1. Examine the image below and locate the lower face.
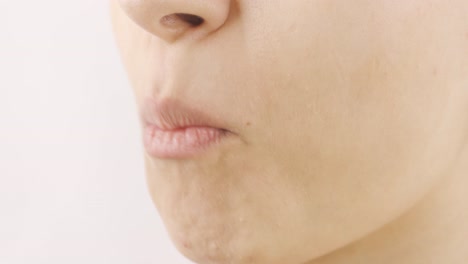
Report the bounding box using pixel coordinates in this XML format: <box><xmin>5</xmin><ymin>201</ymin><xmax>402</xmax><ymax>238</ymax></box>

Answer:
<box><xmin>110</xmin><ymin>1</ymin><xmax>468</xmax><ymax>263</ymax></box>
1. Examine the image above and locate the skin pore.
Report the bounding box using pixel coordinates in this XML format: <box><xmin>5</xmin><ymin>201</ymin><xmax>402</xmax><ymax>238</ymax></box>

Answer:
<box><xmin>110</xmin><ymin>1</ymin><xmax>468</xmax><ymax>263</ymax></box>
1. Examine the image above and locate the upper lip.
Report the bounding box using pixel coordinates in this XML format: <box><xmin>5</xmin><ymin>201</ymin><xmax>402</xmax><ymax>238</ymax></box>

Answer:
<box><xmin>140</xmin><ymin>97</ymin><xmax>230</xmax><ymax>131</ymax></box>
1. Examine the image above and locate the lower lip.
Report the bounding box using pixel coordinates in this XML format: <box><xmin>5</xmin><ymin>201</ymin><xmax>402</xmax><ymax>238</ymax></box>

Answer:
<box><xmin>143</xmin><ymin>125</ymin><xmax>230</xmax><ymax>159</ymax></box>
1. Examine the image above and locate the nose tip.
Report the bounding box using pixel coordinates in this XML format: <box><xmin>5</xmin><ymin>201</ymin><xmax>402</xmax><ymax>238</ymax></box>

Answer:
<box><xmin>117</xmin><ymin>0</ymin><xmax>232</xmax><ymax>43</ymax></box>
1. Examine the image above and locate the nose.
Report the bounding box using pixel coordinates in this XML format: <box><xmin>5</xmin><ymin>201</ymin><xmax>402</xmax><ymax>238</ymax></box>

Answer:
<box><xmin>117</xmin><ymin>0</ymin><xmax>232</xmax><ymax>43</ymax></box>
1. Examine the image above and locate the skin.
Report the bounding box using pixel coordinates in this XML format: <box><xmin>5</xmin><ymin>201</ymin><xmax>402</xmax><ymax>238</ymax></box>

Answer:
<box><xmin>109</xmin><ymin>1</ymin><xmax>468</xmax><ymax>263</ymax></box>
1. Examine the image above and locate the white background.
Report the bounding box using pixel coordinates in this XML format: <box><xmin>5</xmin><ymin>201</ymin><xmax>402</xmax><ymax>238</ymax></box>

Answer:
<box><xmin>0</xmin><ymin>1</ymin><xmax>193</xmax><ymax>263</ymax></box>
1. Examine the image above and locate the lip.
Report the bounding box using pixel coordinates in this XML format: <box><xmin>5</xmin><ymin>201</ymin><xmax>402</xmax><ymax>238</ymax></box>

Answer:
<box><xmin>140</xmin><ymin>97</ymin><xmax>234</xmax><ymax>159</ymax></box>
<box><xmin>140</xmin><ymin>97</ymin><xmax>229</xmax><ymax>130</ymax></box>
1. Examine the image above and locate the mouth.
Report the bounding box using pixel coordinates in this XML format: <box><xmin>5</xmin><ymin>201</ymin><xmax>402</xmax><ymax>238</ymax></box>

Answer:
<box><xmin>143</xmin><ymin>125</ymin><xmax>233</xmax><ymax>159</ymax></box>
<box><xmin>140</xmin><ymin>97</ymin><xmax>236</xmax><ymax>159</ymax></box>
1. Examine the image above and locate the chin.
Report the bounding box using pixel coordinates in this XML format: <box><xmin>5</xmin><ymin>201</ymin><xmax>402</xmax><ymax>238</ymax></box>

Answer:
<box><xmin>164</xmin><ymin>219</ymin><xmax>311</xmax><ymax>264</ymax></box>
<box><xmin>162</xmin><ymin>217</ymin><xmax>261</xmax><ymax>264</ymax></box>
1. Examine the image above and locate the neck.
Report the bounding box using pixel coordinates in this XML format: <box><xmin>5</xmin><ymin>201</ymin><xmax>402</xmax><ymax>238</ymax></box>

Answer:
<box><xmin>308</xmin><ymin>142</ymin><xmax>468</xmax><ymax>264</ymax></box>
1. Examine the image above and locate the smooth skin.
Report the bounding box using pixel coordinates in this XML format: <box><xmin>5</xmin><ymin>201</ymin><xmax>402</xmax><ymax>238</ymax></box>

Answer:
<box><xmin>110</xmin><ymin>1</ymin><xmax>468</xmax><ymax>263</ymax></box>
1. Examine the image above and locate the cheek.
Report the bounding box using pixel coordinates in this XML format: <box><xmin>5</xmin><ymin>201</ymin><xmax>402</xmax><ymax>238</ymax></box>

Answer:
<box><xmin>234</xmin><ymin>0</ymin><xmax>468</xmax><ymax>257</ymax></box>
<box><xmin>249</xmin><ymin>0</ymin><xmax>465</xmax><ymax>181</ymax></box>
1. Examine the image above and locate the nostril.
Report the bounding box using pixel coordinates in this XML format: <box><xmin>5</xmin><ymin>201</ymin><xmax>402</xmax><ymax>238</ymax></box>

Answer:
<box><xmin>175</xmin><ymin>13</ymin><xmax>204</xmax><ymax>27</ymax></box>
<box><xmin>160</xmin><ymin>13</ymin><xmax>204</xmax><ymax>28</ymax></box>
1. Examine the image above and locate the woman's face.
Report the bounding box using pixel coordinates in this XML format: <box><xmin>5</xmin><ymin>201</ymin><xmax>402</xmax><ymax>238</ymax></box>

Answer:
<box><xmin>110</xmin><ymin>1</ymin><xmax>468</xmax><ymax>263</ymax></box>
